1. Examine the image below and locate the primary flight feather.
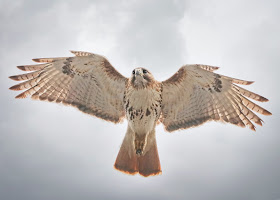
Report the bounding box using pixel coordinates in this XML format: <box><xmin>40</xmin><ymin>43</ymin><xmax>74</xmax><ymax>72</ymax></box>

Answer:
<box><xmin>9</xmin><ymin>50</ymin><xmax>271</xmax><ymax>177</ymax></box>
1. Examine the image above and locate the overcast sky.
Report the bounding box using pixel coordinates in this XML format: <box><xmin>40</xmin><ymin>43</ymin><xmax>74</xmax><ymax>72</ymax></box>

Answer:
<box><xmin>1</xmin><ymin>0</ymin><xmax>279</xmax><ymax>200</ymax></box>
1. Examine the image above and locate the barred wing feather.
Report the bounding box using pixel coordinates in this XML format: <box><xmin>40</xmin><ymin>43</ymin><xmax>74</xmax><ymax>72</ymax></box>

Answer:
<box><xmin>9</xmin><ymin>51</ymin><xmax>128</xmax><ymax>123</ymax></box>
<box><xmin>161</xmin><ymin>64</ymin><xmax>271</xmax><ymax>132</ymax></box>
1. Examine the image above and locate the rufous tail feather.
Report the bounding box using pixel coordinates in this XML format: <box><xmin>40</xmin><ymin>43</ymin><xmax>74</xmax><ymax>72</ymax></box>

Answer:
<box><xmin>114</xmin><ymin>127</ymin><xmax>161</xmax><ymax>177</ymax></box>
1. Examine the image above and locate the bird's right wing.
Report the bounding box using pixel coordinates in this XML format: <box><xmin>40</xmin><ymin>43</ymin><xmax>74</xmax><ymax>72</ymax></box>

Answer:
<box><xmin>161</xmin><ymin>64</ymin><xmax>271</xmax><ymax>132</ymax></box>
<box><xmin>9</xmin><ymin>51</ymin><xmax>128</xmax><ymax>123</ymax></box>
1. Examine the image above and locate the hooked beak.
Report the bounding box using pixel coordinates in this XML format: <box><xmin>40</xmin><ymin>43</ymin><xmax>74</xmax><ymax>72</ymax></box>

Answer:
<box><xmin>135</xmin><ymin>69</ymin><xmax>143</xmax><ymax>76</ymax></box>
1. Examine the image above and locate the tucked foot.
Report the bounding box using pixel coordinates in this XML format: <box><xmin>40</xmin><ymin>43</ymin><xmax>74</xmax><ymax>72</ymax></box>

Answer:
<box><xmin>134</xmin><ymin>138</ymin><xmax>145</xmax><ymax>156</ymax></box>
<box><xmin>136</xmin><ymin>149</ymin><xmax>142</xmax><ymax>155</ymax></box>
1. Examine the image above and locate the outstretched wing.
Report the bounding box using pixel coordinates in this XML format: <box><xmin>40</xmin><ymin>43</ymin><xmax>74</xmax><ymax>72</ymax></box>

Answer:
<box><xmin>9</xmin><ymin>51</ymin><xmax>128</xmax><ymax>123</ymax></box>
<box><xmin>161</xmin><ymin>64</ymin><xmax>271</xmax><ymax>132</ymax></box>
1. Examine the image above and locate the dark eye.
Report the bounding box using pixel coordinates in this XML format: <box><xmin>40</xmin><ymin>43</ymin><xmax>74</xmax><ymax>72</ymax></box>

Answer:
<box><xmin>132</xmin><ymin>70</ymin><xmax>135</xmax><ymax>74</ymax></box>
<box><xmin>143</xmin><ymin>69</ymin><xmax>148</xmax><ymax>74</ymax></box>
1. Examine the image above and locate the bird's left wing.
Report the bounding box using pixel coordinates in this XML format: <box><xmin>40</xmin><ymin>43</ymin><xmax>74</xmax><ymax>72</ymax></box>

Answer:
<box><xmin>9</xmin><ymin>51</ymin><xmax>128</xmax><ymax>123</ymax></box>
<box><xmin>161</xmin><ymin>64</ymin><xmax>271</xmax><ymax>132</ymax></box>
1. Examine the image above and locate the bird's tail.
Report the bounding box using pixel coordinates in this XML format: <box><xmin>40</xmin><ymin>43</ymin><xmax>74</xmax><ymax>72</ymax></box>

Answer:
<box><xmin>114</xmin><ymin>127</ymin><xmax>161</xmax><ymax>177</ymax></box>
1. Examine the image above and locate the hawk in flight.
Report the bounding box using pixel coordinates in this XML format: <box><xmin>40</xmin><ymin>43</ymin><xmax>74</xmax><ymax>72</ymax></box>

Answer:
<box><xmin>9</xmin><ymin>51</ymin><xmax>271</xmax><ymax>177</ymax></box>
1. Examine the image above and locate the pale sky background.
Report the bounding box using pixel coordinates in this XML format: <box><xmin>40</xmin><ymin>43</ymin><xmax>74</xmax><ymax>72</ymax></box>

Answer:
<box><xmin>0</xmin><ymin>0</ymin><xmax>279</xmax><ymax>200</ymax></box>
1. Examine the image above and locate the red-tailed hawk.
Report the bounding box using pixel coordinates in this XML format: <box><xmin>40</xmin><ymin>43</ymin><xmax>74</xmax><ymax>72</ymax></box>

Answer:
<box><xmin>9</xmin><ymin>50</ymin><xmax>271</xmax><ymax>177</ymax></box>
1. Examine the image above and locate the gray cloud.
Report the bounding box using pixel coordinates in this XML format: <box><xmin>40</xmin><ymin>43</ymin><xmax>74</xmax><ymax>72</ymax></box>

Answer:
<box><xmin>1</xmin><ymin>0</ymin><xmax>279</xmax><ymax>200</ymax></box>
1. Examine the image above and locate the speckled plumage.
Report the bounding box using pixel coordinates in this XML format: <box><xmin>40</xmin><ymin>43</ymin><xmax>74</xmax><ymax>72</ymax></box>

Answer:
<box><xmin>9</xmin><ymin>51</ymin><xmax>271</xmax><ymax>177</ymax></box>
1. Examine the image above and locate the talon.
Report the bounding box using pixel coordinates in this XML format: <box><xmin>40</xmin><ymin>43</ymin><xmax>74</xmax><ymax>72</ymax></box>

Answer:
<box><xmin>134</xmin><ymin>137</ymin><xmax>146</xmax><ymax>156</ymax></box>
<box><xmin>136</xmin><ymin>149</ymin><xmax>142</xmax><ymax>155</ymax></box>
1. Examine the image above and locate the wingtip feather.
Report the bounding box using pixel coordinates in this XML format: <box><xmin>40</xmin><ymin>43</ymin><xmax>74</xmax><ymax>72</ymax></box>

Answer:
<box><xmin>32</xmin><ymin>58</ymin><xmax>54</xmax><ymax>63</ymax></box>
<box><xmin>70</xmin><ymin>50</ymin><xmax>93</xmax><ymax>57</ymax></box>
<box><xmin>15</xmin><ymin>93</ymin><xmax>27</xmax><ymax>99</ymax></box>
<box><xmin>9</xmin><ymin>85</ymin><xmax>20</xmax><ymax>91</ymax></box>
<box><xmin>9</xmin><ymin>76</ymin><xmax>20</xmax><ymax>81</ymax></box>
<box><xmin>246</xmin><ymin>81</ymin><xmax>254</xmax><ymax>85</ymax></box>
<box><xmin>17</xmin><ymin>66</ymin><xmax>26</xmax><ymax>71</ymax></box>
<box><xmin>32</xmin><ymin>58</ymin><xmax>41</xmax><ymax>63</ymax></box>
<box><xmin>255</xmin><ymin>119</ymin><xmax>263</xmax><ymax>126</ymax></box>
<box><xmin>250</xmin><ymin>125</ymin><xmax>256</xmax><ymax>131</ymax></box>
<box><xmin>261</xmin><ymin>97</ymin><xmax>269</xmax><ymax>102</ymax></box>
<box><xmin>213</xmin><ymin>66</ymin><xmax>220</xmax><ymax>70</ymax></box>
<box><xmin>263</xmin><ymin>110</ymin><xmax>272</xmax><ymax>116</ymax></box>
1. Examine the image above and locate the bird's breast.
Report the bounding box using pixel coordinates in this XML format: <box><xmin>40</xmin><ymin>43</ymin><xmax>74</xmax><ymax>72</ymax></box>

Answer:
<box><xmin>124</xmin><ymin>86</ymin><xmax>162</xmax><ymax>134</ymax></box>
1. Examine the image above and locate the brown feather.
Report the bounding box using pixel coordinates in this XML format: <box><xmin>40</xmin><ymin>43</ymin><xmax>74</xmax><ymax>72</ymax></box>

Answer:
<box><xmin>239</xmin><ymin>95</ymin><xmax>272</xmax><ymax>116</ymax></box>
<box><xmin>114</xmin><ymin>127</ymin><xmax>138</xmax><ymax>175</ymax></box>
<box><xmin>32</xmin><ymin>58</ymin><xmax>54</xmax><ymax>63</ymax></box>
<box><xmin>9</xmin><ymin>77</ymin><xmax>40</xmax><ymax>91</ymax></box>
<box><xmin>138</xmin><ymin>137</ymin><xmax>161</xmax><ymax>177</ymax></box>
<box><xmin>9</xmin><ymin>70</ymin><xmax>42</xmax><ymax>81</ymax></box>
<box><xmin>70</xmin><ymin>50</ymin><xmax>93</xmax><ymax>57</ymax></box>
<box><xmin>233</xmin><ymin>84</ymin><xmax>269</xmax><ymax>102</ymax></box>
<box><xmin>17</xmin><ymin>63</ymin><xmax>47</xmax><ymax>71</ymax></box>
<box><xmin>199</xmin><ymin>65</ymin><xmax>220</xmax><ymax>72</ymax></box>
<box><xmin>32</xmin><ymin>57</ymin><xmax>68</xmax><ymax>63</ymax></box>
<box><xmin>222</xmin><ymin>75</ymin><xmax>254</xmax><ymax>85</ymax></box>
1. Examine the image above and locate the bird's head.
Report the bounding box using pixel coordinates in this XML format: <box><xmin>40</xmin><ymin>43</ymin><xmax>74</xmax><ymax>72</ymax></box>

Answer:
<box><xmin>130</xmin><ymin>67</ymin><xmax>155</xmax><ymax>89</ymax></box>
